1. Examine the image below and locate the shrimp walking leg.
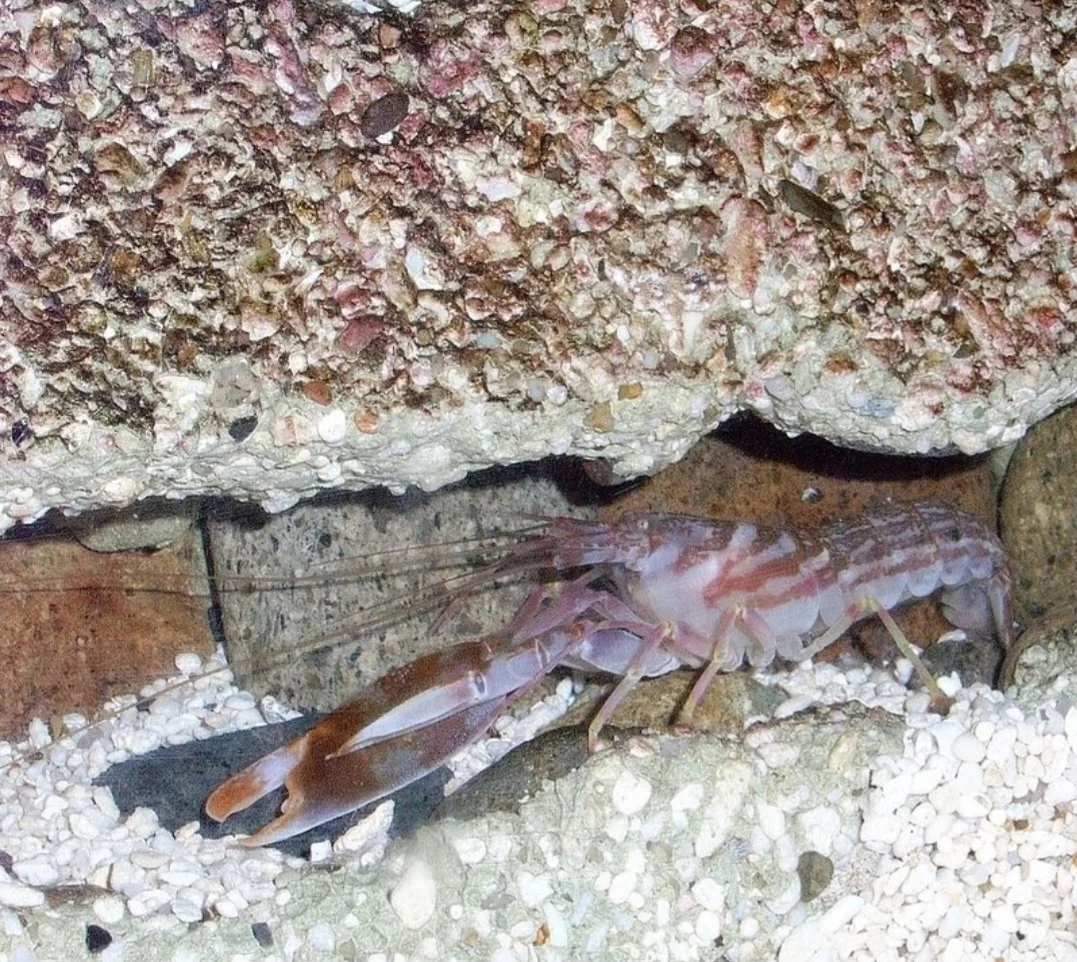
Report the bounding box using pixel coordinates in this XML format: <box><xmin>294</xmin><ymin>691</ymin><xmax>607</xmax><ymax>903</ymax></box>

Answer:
<box><xmin>794</xmin><ymin>596</ymin><xmax>943</xmax><ymax>699</ymax></box>
<box><xmin>678</xmin><ymin>606</ymin><xmax>762</xmax><ymax>724</ymax></box>
<box><xmin>872</xmin><ymin>601</ymin><xmax>945</xmax><ymax>699</ymax></box>
<box><xmin>585</xmin><ymin>622</ymin><xmax>681</xmax><ymax>751</ymax></box>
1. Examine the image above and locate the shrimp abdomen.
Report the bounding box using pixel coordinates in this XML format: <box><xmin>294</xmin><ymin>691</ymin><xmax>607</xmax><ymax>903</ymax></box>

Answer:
<box><xmin>819</xmin><ymin>500</ymin><xmax>1014</xmax><ymax>648</ymax></box>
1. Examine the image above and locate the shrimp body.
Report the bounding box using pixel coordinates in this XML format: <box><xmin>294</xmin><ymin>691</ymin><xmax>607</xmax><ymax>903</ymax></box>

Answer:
<box><xmin>606</xmin><ymin>499</ymin><xmax>1014</xmax><ymax>670</ymax></box>
<box><xmin>207</xmin><ymin>499</ymin><xmax>1014</xmax><ymax>845</ymax></box>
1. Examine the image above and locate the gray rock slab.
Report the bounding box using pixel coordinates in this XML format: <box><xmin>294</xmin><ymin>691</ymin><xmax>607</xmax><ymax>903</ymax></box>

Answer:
<box><xmin>207</xmin><ymin>464</ymin><xmax>599</xmax><ymax>709</ymax></box>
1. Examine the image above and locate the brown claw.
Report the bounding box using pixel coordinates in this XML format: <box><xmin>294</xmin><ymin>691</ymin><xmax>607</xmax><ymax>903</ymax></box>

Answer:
<box><xmin>204</xmin><ymin>737</ymin><xmax>308</xmax><ymax>825</ymax></box>
<box><xmin>205</xmin><ymin>697</ymin><xmax>510</xmax><ymax>847</ymax></box>
<box><xmin>205</xmin><ymin>632</ymin><xmax>582</xmax><ymax>846</ymax></box>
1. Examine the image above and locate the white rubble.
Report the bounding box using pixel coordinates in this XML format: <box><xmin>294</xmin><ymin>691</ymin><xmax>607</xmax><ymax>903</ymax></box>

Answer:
<box><xmin>2</xmin><ymin>638</ymin><xmax>1077</xmax><ymax>961</ymax></box>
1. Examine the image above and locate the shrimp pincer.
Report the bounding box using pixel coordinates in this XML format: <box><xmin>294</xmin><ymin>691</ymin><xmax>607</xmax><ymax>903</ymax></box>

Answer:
<box><xmin>207</xmin><ymin>499</ymin><xmax>1014</xmax><ymax>846</ymax></box>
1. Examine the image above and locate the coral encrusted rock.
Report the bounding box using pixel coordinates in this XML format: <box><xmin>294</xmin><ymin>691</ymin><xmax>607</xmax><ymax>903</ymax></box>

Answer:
<box><xmin>1</xmin><ymin>0</ymin><xmax>1075</xmax><ymax>526</ymax></box>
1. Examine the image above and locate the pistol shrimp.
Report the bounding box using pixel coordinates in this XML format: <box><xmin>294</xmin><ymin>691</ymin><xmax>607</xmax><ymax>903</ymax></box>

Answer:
<box><xmin>207</xmin><ymin>499</ymin><xmax>1015</xmax><ymax>846</ymax></box>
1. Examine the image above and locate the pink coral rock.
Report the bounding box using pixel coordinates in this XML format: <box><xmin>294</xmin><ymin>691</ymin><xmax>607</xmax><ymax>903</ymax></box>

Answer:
<box><xmin>0</xmin><ymin>0</ymin><xmax>1075</xmax><ymax>525</ymax></box>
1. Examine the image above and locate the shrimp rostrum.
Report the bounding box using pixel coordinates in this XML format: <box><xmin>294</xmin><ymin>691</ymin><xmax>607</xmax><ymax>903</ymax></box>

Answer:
<box><xmin>206</xmin><ymin>500</ymin><xmax>1014</xmax><ymax>846</ymax></box>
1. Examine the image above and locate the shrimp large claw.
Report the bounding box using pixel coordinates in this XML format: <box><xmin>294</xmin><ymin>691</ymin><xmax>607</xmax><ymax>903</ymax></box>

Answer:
<box><xmin>205</xmin><ymin>641</ymin><xmax>528</xmax><ymax>846</ymax></box>
<box><xmin>206</xmin><ymin>696</ymin><xmax>509</xmax><ymax>847</ymax></box>
<box><xmin>206</xmin><ymin>590</ymin><xmax>606</xmax><ymax>846</ymax></box>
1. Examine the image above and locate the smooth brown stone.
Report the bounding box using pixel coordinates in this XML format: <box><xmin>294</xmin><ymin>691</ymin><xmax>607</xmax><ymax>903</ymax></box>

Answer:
<box><xmin>0</xmin><ymin>525</ymin><xmax>213</xmax><ymax>739</ymax></box>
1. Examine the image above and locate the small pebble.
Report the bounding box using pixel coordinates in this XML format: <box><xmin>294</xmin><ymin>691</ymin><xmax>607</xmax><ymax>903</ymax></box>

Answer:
<box><xmin>389</xmin><ymin>859</ymin><xmax>436</xmax><ymax>930</ymax></box>
<box><xmin>127</xmin><ymin>889</ymin><xmax>171</xmax><ymax>918</ymax></box>
<box><xmin>951</xmin><ymin>731</ymin><xmax>986</xmax><ymax>763</ymax></box>
<box><xmin>174</xmin><ymin>652</ymin><xmax>202</xmax><ymax>675</ymax></box>
<box><xmin>316</xmin><ymin>408</ymin><xmax>348</xmax><ymax>444</ymax></box>
<box><xmin>214</xmin><ymin>897</ymin><xmax>240</xmax><ymax>919</ymax></box>
<box><xmin>0</xmin><ymin>881</ymin><xmax>44</xmax><ymax>908</ymax></box>
<box><xmin>12</xmin><ymin>855</ymin><xmax>59</xmax><ymax>888</ymax></box>
<box><xmin>696</xmin><ymin>909</ymin><xmax>723</xmax><ymax>942</ymax></box>
<box><xmin>451</xmin><ymin>837</ymin><xmax>486</xmax><ymax>866</ymax></box>
<box><xmin>691</xmin><ymin>878</ymin><xmax>726</xmax><ymax>913</ymax></box>
<box><xmin>307</xmin><ymin>921</ymin><xmax>336</xmax><ymax>951</ymax></box>
<box><xmin>670</xmin><ymin>783</ymin><xmax>704</xmax><ymax>811</ymax></box>
<box><xmin>774</xmin><ymin>694</ymin><xmax>814</xmax><ymax>718</ymax></box>
<box><xmin>85</xmin><ymin>923</ymin><xmax>113</xmax><ymax>954</ymax></box>
<box><xmin>92</xmin><ymin>896</ymin><xmax>125</xmax><ymax>926</ymax></box>
<box><xmin>757</xmin><ymin>801</ymin><xmax>786</xmax><ymax>841</ymax></box>
<box><xmin>797</xmin><ymin>851</ymin><xmax>834</xmax><ymax>903</ymax></box>
<box><xmin>611</xmin><ymin>770</ymin><xmax>652</xmax><ymax>815</ymax></box>
<box><xmin>510</xmin><ymin>919</ymin><xmax>535</xmax><ymax>939</ymax></box>
<box><xmin>224</xmin><ymin>693</ymin><xmax>256</xmax><ymax>711</ymax></box>
<box><xmin>607</xmin><ymin>871</ymin><xmax>636</xmax><ymax>904</ymax></box>
<box><xmin>27</xmin><ymin>717</ymin><xmax>51</xmax><ymax>750</ymax></box>
<box><xmin>334</xmin><ymin>801</ymin><xmax>393</xmax><ymax>863</ymax></box>
<box><xmin>251</xmin><ymin>921</ymin><xmax>274</xmax><ymax>948</ymax></box>
<box><xmin>171</xmin><ymin>897</ymin><xmax>203</xmax><ymax>924</ymax></box>
<box><xmin>820</xmin><ymin>895</ymin><xmax>864</xmax><ymax>934</ymax></box>
<box><xmin>517</xmin><ymin>871</ymin><xmax>553</xmax><ymax>908</ymax></box>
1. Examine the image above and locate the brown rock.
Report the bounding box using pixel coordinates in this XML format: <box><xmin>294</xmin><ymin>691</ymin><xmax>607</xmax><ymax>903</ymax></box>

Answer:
<box><xmin>0</xmin><ymin>522</ymin><xmax>213</xmax><ymax>739</ymax></box>
<box><xmin>999</xmin><ymin>402</ymin><xmax>1077</xmax><ymax>626</ymax></box>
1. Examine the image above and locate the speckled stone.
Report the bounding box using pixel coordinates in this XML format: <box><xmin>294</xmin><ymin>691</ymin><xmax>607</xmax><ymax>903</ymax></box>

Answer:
<box><xmin>1</xmin><ymin>0</ymin><xmax>1075</xmax><ymax>528</ymax></box>
<box><xmin>797</xmin><ymin>850</ymin><xmax>834</xmax><ymax>903</ymax></box>
<box><xmin>1000</xmin><ymin>402</ymin><xmax>1077</xmax><ymax>624</ymax></box>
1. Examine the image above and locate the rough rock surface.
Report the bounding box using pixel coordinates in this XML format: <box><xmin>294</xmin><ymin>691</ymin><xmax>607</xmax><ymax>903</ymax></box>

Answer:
<box><xmin>1005</xmin><ymin>617</ymin><xmax>1077</xmax><ymax>703</ymax></box>
<box><xmin>2</xmin><ymin>0</ymin><xmax>1076</xmax><ymax>528</ymax></box>
<box><xmin>1000</xmin><ymin>401</ymin><xmax>1077</xmax><ymax>624</ymax></box>
<box><xmin>1</xmin><ymin>710</ymin><xmax>908</xmax><ymax>962</ymax></box>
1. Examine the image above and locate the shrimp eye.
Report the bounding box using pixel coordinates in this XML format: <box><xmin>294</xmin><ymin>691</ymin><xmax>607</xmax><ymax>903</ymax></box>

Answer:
<box><xmin>636</xmin><ymin>518</ymin><xmax>649</xmax><ymax>532</ymax></box>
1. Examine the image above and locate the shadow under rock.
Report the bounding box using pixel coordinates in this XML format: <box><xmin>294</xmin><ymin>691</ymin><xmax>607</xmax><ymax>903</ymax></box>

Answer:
<box><xmin>95</xmin><ymin>715</ymin><xmax>449</xmax><ymax>858</ymax></box>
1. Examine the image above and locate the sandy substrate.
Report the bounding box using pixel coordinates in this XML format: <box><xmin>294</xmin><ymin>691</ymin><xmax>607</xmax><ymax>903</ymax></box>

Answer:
<box><xmin>1</xmin><ymin>644</ymin><xmax>1075</xmax><ymax>961</ymax></box>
